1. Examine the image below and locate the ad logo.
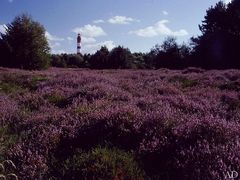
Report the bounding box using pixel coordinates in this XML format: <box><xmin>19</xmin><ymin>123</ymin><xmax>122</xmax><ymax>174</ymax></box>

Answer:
<box><xmin>224</xmin><ymin>171</ymin><xmax>238</xmax><ymax>179</ymax></box>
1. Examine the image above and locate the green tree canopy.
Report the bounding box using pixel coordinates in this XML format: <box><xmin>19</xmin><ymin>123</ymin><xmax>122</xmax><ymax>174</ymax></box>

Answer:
<box><xmin>192</xmin><ymin>0</ymin><xmax>240</xmax><ymax>69</ymax></box>
<box><xmin>0</xmin><ymin>14</ymin><xmax>50</xmax><ymax>70</ymax></box>
<box><xmin>89</xmin><ymin>46</ymin><xmax>109</xmax><ymax>69</ymax></box>
<box><xmin>108</xmin><ymin>46</ymin><xmax>132</xmax><ymax>69</ymax></box>
<box><xmin>149</xmin><ymin>37</ymin><xmax>187</xmax><ymax>69</ymax></box>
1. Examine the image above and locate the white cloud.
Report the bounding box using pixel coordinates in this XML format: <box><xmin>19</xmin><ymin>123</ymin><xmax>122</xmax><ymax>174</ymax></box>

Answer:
<box><xmin>129</xmin><ymin>20</ymin><xmax>188</xmax><ymax>37</ymax></box>
<box><xmin>50</xmin><ymin>42</ymin><xmax>61</xmax><ymax>48</ymax></box>
<box><xmin>82</xmin><ymin>40</ymin><xmax>115</xmax><ymax>54</ymax></box>
<box><xmin>224</xmin><ymin>0</ymin><xmax>231</xmax><ymax>4</ymax></box>
<box><xmin>93</xmin><ymin>19</ymin><xmax>105</xmax><ymax>24</ymax></box>
<box><xmin>67</xmin><ymin>37</ymin><xmax>73</xmax><ymax>41</ymax></box>
<box><xmin>162</xmin><ymin>11</ymin><xmax>168</xmax><ymax>15</ymax></box>
<box><xmin>47</xmin><ymin>41</ymin><xmax>61</xmax><ymax>51</ymax></box>
<box><xmin>108</xmin><ymin>16</ymin><xmax>139</xmax><ymax>25</ymax></box>
<box><xmin>45</xmin><ymin>31</ymin><xmax>65</xmax><ymax>53</ymax></box>
<box><xmin>82</xmin><ymin>37</ymin><xmax>96</xmax><ymax>44</ymax></box>
<box><xmin>0</xmin><ymin>24</ymin><xmax>7</xmax><ymax>34</ymax></box>
<box><xmin>52</xmin><ymin>49</ymin><xmax>66</xmax><ymax>54</ymax></box>
<box><xmin>45</xmin><ymin>31</ymin><xmax>64</xmax><ymax>41</ymax></box>
<box><xmin>72</xmin><ymin>25</ymin><xmax>106</xmax><ymax>37</ymax></box>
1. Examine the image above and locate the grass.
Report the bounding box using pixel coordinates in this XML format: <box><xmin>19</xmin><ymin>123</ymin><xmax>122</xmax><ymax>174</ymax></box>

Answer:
<box><xmin>169</xmin><ymin>76</ymin><xmax>198</xmax><ymax>88</ymax></box>
<box><xmin>24</xmin><ymin>75</ymin><xmax>48</xmax><ymax>91</ymax></box>
<box><xmin>0</xmin><ymin>81</ymin><xmax>24</xmax><ymax>94</ymax></box>
<box><xmin>0</xmin><ymin>126</ymin><xmax>19</xmax><ymax>162</ymax></box>
<box><xmin>45</xmin><ymin>94</ymin><xmax>69</xmax><ymax>108</ymax></box>
<box><xmin>49</xmin><ymin>146</ymin><xmax>145</xmax><ymax>179</ymax></box>
<box><xmin>0</xmin><ymin>74</ymin><xmax>48</xmax><ymax>94</ymax></box>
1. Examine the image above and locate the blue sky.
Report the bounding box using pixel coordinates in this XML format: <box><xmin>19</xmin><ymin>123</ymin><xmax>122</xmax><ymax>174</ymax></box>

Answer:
<box><xmin>0</xmin><ymin>0</ymin><xmax>231</xmax><ymax>54</ymax></box>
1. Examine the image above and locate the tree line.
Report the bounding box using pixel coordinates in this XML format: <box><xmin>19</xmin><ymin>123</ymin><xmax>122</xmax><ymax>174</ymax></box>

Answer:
<box><xmin>1</xmin><ymin>0</ymin><xmax>240</xmax><ymax>70</ymax></box>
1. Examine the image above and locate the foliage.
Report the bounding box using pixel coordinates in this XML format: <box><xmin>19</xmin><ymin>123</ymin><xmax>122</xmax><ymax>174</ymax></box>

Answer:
<box><xmin>51</xmin><ymin>54</ymin><xmax>67</xmax><ymax>68</ymax></box>
<box><xmin>149</xmin><ymin>37</ymin><xmax>191</xmax><ymax>69</ymax></box>
<box><xmin>89</xmin><ymin>46</ymin><xmax>109</xmax><ymax>69</ymax></box>
<box><xmin>131</xmin><ymin>52</ymin><xmax>148</xmax><ymax>69</ymax></box>
<box><xmin>107</xmin><ymin>46</ymin><xmax>133</xmax><ymax>69</ymax></box>
<box><xmin>0</xmin><ymin>14</ymin><xmax>50</xmax><ymax>70</ymax></box>
<box><xmin>51</xmin><ymin>54</ymin><xmax>85</xmax><ymax>68</ymax></box>
<box><xmin>192</xmin><ymin>0</ymin><xmax>240</xmax><ymax>69</ymax></box>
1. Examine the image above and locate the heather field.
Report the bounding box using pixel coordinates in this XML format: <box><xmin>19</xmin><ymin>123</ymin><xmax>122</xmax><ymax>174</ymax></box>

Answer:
<box><xmin>0</xmin><ymin>67</ymin><xmax>240</xmax><ymax>179</ymax></box>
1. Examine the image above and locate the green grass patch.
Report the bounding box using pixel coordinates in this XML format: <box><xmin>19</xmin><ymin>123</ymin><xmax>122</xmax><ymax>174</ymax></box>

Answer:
<box><xmin>49</xmin><ymin>146</ymin><xmax>145</xmax><ymax>179</ymax></box>
<box><xmin>169</xmin><ymin>76</ymin><xmax>198</xmax><ymax>88</ymax></box>
<box><xmin>0</xmin><ymin>126</ymin><xmax>19</xmax><ymax>162</ymax></box>
<box><xmin>75</xmin><ymin>106</ymin><xmax>92</xmax><ymax>115</ymax></box>
<box><xmin>26</xmin><ymin>75</ymin><xmax>48</xmax><ymax>90</ymax></box>
<box><xmin>0</xmin><ymin>81</ymin><xmax>24</xmax><ymax>94</ymax></box>
<box><xmin>0</xmin><ymin>74</ymin><xmax>48</xmax><ymax>94</ymax></box>
<box><xmin>45</xmin><ymin>94</ymin><xmax>69</xmax><ymax>108</ymax></box>
<box><xmin>0</xmin><ymin>74</ymin><xmax>26</xmax><ymax>94</ymax></box>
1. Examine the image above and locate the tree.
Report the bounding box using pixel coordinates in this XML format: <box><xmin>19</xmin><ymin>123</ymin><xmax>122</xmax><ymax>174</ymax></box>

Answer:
<box><xmin>0</xmin><ymin>14</ymin><xmax>50</xmax><ymax>70</ymax></box>
<box><xmin>192</xmin><ymin>0</ymin><xmax>240</xmax><ymax>69</ymax></box>
<box><xmin>108</xmin><ymin>46</ymin><xmax>132</xmax><ymax>69</ymax></box>
<box><xmin>150</xmin><ymin>37</ymin><xmax>185</xmax><ymax>69</ymax></box>
<box><xmin>66</xmin><ymin>54</ymin><xmax>85</xmax><ymax>68</ymax></box>
<box><xmin>89</xmin><ymin>46</ymin><xmax>109</xmax><ymax>69</ymax></box>
<box><xmin>131</xmin><ymin>52</ymin><xmax>147</xmax><ymax>69</ymax></box>
<box><xmin>51</xmin><ymin>54</ymin><xmax>67</xmax><ymax>67</ymax></box>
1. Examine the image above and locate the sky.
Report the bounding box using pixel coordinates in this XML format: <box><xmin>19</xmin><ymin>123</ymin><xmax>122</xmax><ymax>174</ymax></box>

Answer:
<box><xmin>0</xmin><ymin>0</ymin><xmax>232</xmax><ymax>54</ymax></box>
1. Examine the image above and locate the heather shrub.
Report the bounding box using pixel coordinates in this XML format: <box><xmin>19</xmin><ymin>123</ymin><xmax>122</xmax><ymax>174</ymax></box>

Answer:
<box><xmin>138</xmin><ymin>116</ymin><xmax>240</xmax><ymax>179</ymax></box>
<box><xmin>0</xmin><ymin>160</ymin><xmax>18</xmax><ymax>180</ymax></box>
<box><xmin>0</xmin><ymin>68</ymin><xmax>240</xmax><ymax>179</ymax></box>
<box><xmin>182</xmin><ymin>67</ymin><xmax>205</xmax><ymax>74</ymax></box>
<box><xmin>49</xmin><ymin>147</ymin><xmax>145</xmax><ymax>180</ymax></box>
<box><xmin>54</xmin><ymin>106</ymin><xmax>141</xmax><ymax>152</ymax></box>
<box><xmin>0</xmin><ymin>93</ymin><xmax>19</xmax><ymax>126</ymax></box>
<box><xmin>218</xmin><ymin>81</ymin><xmax>240</xmax><ymax>91</ymax></box>
<box><xmin>17</xmin><ymin>94</ymin><xmax>46</xmax><ymax>112</ymax></box>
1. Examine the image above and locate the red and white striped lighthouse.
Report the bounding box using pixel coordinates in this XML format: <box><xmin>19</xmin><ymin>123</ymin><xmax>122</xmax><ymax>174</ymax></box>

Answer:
<box><xmin>77</xmin><ymin>33</ymin><xmax>81</xmax><ymax>54</ymax></box>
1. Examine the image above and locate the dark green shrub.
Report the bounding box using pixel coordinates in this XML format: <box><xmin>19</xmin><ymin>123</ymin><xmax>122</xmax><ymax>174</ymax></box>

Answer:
<box><xmin>50</xmin><ymin>147</ymin><xmax>145</xmax><ymax>180</ymax></box>
<box><xmin>45</xmin><ymin>94</ymin><xmax>70</xmax><ymax>108</ymax></box>
<box><xmin>169</xmin><ymin>76</ymin><xmax>198</xmax><ymax>88</ymax></box>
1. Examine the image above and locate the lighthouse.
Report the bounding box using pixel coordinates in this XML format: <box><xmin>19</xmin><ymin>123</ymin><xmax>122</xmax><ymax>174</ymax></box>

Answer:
<box><xmin>77</xmin><ymin>33</ymin><xmax>81</xmax><ymax>54</ymax></box>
